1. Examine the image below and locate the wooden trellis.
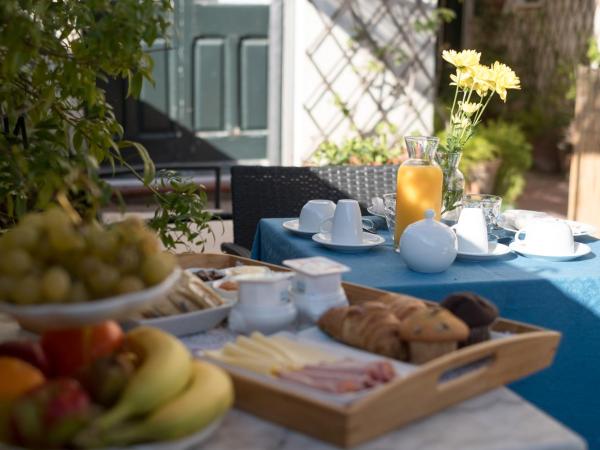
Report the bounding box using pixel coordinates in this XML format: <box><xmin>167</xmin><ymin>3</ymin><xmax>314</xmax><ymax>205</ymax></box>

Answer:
<box><xmin>303</xmin><ymin>0</ymin><xmax>437</xmax><ymax>151</ymax></box>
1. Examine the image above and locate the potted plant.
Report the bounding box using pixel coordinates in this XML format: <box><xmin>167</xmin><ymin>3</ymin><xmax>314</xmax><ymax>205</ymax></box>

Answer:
<box><xmin>0</xmin><ymin>0</ymin><xmax>213</xmax><ymax>249</ymax></box>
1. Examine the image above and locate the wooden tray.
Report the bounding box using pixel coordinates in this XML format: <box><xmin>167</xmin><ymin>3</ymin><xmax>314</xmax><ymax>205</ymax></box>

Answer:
<box><xmin>178</xmin><ymin>253</ymin><xmax>561</xmax><ymax>448</ymax></box>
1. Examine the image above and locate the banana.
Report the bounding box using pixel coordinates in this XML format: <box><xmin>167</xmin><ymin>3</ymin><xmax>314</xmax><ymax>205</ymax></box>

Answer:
<box><xmin>93</xmin><ymin>327</ymin><xmax>192</xmax><ymax>430</ymax></box>
<box><xmin>100</xmin><ymin>360</ymin><xmax>233</xmax><ymax>445</ymax></box>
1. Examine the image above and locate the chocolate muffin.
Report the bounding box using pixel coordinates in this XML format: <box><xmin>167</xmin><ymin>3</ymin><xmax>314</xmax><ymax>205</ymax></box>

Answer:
<box><xmin>441</xmin><ymin>292</ymin><xmax>499</xmax><ymax>346</ymax></box>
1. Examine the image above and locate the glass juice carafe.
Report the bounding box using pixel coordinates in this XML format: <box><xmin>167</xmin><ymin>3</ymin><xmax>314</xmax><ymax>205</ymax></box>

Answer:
<box><xmin>394</xmin><ymin>136</ymin><xmax>443</xmax><ymax>247</ymax></box>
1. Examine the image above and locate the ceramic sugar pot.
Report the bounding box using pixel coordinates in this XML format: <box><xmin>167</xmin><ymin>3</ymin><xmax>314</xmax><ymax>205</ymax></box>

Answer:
<box><xmin>399</xmin><ymin>209</ymin><xmax>457</xmax><ymax>273</ymax></box>
<box><xmin>228</xmin><ymin>272</ymin><xmax>297</xmax><ymax>335</ymax></box>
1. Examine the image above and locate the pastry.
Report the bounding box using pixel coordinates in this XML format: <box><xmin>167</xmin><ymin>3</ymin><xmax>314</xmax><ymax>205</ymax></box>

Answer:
<box><xmin>441</xmin><ymin>292</ymin><xmax>499</xmax><ymax>346</ymax></box>
<box><xmin>398</xmin><ymin>306</ymin><xmax>469</xmax><ymax>364</ymax></box>
<box><xmin>375</xmin><ymin>293</ymin><xmax>427</xmax><ymax>320</ymax></box>
<box><xmin>318</xmin><ymin>302</ymin><xmax>407</xmax><ymax>360</ymax></box>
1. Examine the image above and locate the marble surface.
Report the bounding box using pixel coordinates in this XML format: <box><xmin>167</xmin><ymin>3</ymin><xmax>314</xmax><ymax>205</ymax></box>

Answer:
<box><xmin>0</xmin><ymin>317</ymin><xmax>586</xmax><ymax>450</ymax></box>
<box><xmin>204</xmin><ymin>390</ymin><xmax>585</xmax><ymax>450</ymax></box>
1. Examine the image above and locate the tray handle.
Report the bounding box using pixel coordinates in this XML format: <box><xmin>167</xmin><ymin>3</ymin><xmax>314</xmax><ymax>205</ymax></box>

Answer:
<box><xmin>350</xmin><ymin>330</ymin><xmax>560</xmax><ymax>414</ymax></box>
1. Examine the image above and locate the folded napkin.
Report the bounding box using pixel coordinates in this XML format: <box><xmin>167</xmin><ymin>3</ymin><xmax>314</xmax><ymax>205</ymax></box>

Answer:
<box><xmin>501</xmin><ymin>210</ymin><xmax>550</xmax><ymax>230</ymax></box>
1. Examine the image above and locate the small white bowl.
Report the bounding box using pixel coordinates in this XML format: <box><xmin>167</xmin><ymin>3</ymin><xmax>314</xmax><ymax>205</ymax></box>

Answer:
<box><xmin>223</xmin><ymin>265</ymin><xmax>270</xmax><ymax>277</ymax></box>
<box><xmin>212</xmin><ymin>278</ymin><xmax>239</xmax><ymax>302</ymax></box>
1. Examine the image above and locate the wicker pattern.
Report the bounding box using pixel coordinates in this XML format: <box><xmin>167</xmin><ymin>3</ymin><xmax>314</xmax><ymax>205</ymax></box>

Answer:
<box><xmin>230</xmin><ymin>165</ymin><xmax>398</xmax><ymax>248</ymax></box>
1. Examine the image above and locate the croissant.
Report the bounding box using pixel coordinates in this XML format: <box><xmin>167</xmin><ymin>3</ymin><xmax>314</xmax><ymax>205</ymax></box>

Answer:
<box><xmin>318</xmin><ymin>302</ymin><xmax>407</xmax><ymax>360</ymax></box>
<box><xmin>375</xmin><ymin>293</ymin><xmax>427</xmax><ymax>320</ymax></box>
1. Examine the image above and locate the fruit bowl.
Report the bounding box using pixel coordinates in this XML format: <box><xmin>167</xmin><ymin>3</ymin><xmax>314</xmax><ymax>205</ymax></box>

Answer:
<box><xmin>3</xmin><ymin>415</ymin><xmax>223</xmax><ymax>450</ymax></box>
<box><xmin>0</xmin><ymin>268</ymin><xmax>181</xmax><ymax>332</ymax></box>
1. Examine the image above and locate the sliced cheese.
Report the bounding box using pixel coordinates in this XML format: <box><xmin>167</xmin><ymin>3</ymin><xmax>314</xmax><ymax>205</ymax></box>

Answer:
<box><xmin>235</xmin><ymin>335</ymin><xmax>294</xmax><ymax>364</ymax></box>
<box><xmin>271</xmin><ymin>336</ymin><xmax>339</xmax><ymax>365</ymax></box>
<box><xmin>204</xmin><ymin>350</ymin><xmax>280</xmax><ymax>375</ymax></box>
<box><xmin>251</xmin><ymin>332</ymin><xmax>308</xmax><ymax>365</ymax></box>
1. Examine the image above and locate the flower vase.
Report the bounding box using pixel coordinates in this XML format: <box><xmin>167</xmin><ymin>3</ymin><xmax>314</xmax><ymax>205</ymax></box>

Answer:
<box><xmin>436</xmin><ymin>151</ymin><xmax>465</xmax><ymax>222</ymax></box>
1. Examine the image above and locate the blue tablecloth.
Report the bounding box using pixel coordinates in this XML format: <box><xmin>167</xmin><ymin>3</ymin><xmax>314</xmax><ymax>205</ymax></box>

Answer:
<box><xmin>251</xmin><ymin>218</ymin><xmax>600</xmax><ymax>448</ymax></box>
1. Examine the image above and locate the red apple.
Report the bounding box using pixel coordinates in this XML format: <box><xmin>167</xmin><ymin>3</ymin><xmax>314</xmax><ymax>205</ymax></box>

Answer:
<box><xmin>41</xmin><ymin>321</ymin><xmax>124</xmax><ymax>377</ymax></box>
<box><xmin>10</xmin><ymin>378</ymin><xmax>92</xmax><ymax>448</ymax></box>
<box><xmin>0</xmin><ymin>340</ymin><xmax>50</xmax><ymax>376</ymax></box>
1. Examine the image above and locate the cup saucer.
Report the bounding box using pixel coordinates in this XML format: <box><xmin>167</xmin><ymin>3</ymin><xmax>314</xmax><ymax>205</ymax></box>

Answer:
<box><xmin>282</xmin><ymin>219</ymin><xmax>317</xmax><ymax>236</ymax></box>
<box><xmin>457</xmin><ymin>242</ymin><xmax>511</xmax><ymax>261</ymax></box>
<box><xmin>312</xmin><ymin>232</ymin><xmax>385</xmax><ymax>252</ymax></box>
<box><xmin>508</xmin><ymin>241</ymin><xmax>592</xmax><ymax>261</ymax></box>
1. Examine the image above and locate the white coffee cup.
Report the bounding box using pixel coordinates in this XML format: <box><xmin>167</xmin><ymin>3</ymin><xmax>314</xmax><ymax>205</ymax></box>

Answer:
<box><xmin>320</xmin><ymin>199</ymin><xmax>366</xmax><ymax>245</ymax></box>
<box><xmin>515</xmin><ymin>219</ymin><xmax>574</xmax><ymax>255</ymax></box>
<box><xmin>453</xmin><ymin>207</ymin><xmax>489</xmax><ymax>254</ymax></box>
<box><xmin>298</xmin><ymin>200</ymin><xmax>336</xmax><ymax>232</ymax></box>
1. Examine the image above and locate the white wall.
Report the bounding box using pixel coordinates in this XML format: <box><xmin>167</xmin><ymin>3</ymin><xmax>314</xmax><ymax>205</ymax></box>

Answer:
<box><xmin>281</xmin><ymin>0</ymin><xmax>437</xmax><ymax>166</ymax></box>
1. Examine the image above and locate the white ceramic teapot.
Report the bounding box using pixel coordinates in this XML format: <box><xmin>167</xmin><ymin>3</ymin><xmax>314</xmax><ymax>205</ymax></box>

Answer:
<box><xmin>399</xmin><ymin>209</ymin><xmax>457</xmax><ymax>273</ymax></box>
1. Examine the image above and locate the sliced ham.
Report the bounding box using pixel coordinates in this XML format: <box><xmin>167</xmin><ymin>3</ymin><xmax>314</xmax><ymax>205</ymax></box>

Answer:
<box><xmin>277</xmin><ymin>359</ymin><xmax>396</xmax><ymax>394</ymax></box>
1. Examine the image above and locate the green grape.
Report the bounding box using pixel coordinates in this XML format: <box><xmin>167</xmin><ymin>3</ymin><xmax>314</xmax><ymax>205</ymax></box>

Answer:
<box><xmin>137</xmin><ymin>232</ymin><xmax>161</xmax><ymax>257</ymax></box>
<box><xmin>41</xmin><ymin>266</ymin><xmax>71</xmax><ymax>303</ymax></box>
<box><xmin>87</xmin><ymin>265</ymin><xmax>120</xmax><ymax>298</ymax></box>
<box><xmin>0</xmin><ymin>276</ymin><xmax>15</xmax><ymax>301</ymax></box>
<box><xmin>88</xmin><ymin>230</ymin><xmax>119</xmax><ymax>261</ymax></box>
<box><xmin>35</xmin><ymin>238</ymin><xmax>54</xmax><ymax>263</ymax></box>
<box><xmin>10</xmin><ymin>276</ymin><xmax>41</xmax><ymax>305</ymax></box>
<box><xmin>66</xmin><ymin>281</ymin><xmax>90</xmax><ymax>303</ymax></box>
<box><xmin>43</xmin><ymin>208</ymin><xmax>73</xmax><ymax>231</ymax></box>
<box><xmin>0</xmin><ymin>249</ymin><xmax>33</xmax><ymax>276</ymax></box>
<box><xmin>115</xmin><ymin>246</ymin><xmax>141</xmax><ymax>274</ymax></box>
<box><xmin>3</xmin><ymin>226</ymin><xmax>40</xmax><ymax>251</ymax></box>
<box><xmin>114</xmin><ymin>276</ymin><xmax>145</xmax><ymax>295</ymax></box>
<box><xmin>141</xmin><ymin>252</ymin><xmax>176</xmax><ymax>286</ymax></box>
<box><xmin>77</xmin><ymin>256</ymin><xmax>103</xmax><ymax>281</ymax></box>
<box><xmin>49</xmin><ymin>228</ymin><xmax>85</xmax><ymax>253</ymax></box>
<box><xmin>19</xmin><ymin>212</ymin><xmax>45</xmax><ymax>230</ymax></box>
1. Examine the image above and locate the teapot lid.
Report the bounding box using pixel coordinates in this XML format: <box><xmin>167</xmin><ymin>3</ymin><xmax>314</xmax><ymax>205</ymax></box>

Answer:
<box><xmin>402</xmin><ymin>208</ymin><xmax>454</xmax><ymax>241</ymax></box>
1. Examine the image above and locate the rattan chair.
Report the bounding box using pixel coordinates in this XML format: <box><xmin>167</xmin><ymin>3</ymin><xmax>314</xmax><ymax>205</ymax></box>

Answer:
<box><xmin>221</xmin><ymin>165</ymin><xmax>398</xmax><ymax>255</ymax></box>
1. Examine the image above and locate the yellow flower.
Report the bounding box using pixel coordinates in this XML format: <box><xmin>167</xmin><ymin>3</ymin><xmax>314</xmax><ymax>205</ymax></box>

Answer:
<box><xmin>451</xmin><ymin>114</ymin><xmax>471</xmax><ymax>129</ymax></box>
<box><xmin>442</xmin><ymin>49</ymin><xmax>481</xmax><ymax>69</ymax></box>
<box><xmin>450</xmin><ymin>69</ymin><xmax>474</xmax><ymax>89</ymax></box>
<box><xmin>489</xmin><ymin>62</ymin><xmax>520</xmax><ymax>101</ymax></box>
<box><xmin>468</xmin><ymin>64</ymin><xmax>495</xmax><ymax>97</ymax></box>
<box><xmin>459</xmin><ymin>101</ymin><xmax>481</xmax><ymax>116</ymax></box>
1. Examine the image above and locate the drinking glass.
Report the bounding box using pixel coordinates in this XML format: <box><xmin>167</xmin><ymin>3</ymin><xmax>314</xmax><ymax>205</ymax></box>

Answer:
<box><xmin>462</xmin><ymin>194</ymin><xmax>502</xmax><ymax>234</ymax></box>
<box><xmin>382</xmin><ymin>193</ymin><xmax>396</xmax><ymax>246</ymax></box>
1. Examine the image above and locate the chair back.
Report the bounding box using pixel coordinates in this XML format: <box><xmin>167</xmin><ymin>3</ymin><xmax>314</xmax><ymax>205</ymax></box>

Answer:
<box><xmin>230</xmin><ymin>165</ymin><xmax>398</xmax><ymax>248</ymax></box>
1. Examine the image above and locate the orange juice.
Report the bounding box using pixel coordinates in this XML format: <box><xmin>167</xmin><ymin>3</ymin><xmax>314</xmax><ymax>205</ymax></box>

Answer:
<box><xmin>394</xmin><ymin>164</ymin><xmax>443</xmax><ymax>244</ymax></box>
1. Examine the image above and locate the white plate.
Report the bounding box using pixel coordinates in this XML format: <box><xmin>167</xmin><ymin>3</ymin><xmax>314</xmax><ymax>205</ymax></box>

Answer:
<box><xmin>282</xmin><ymin>219</ymin><xmax>317</xmax><ymax>236</ymax></box>
<box><xmin>509</xmin><ymin>241</ymin><xmax>592</xmax><ymax>261</ymax></box>
<box><xmin>366</xmin><ymin>206</ymin><xmax>386</xmax><ymax>218</ymax></box>
<box><xmin>6</xmin><ymin>415</ymin><xmax>224</xmax><ymax>450</ymax></box>
<box><xmin>122</xmin><ymin>298</ymin><xmax>235</xmax><ymax>337</ymax></box>
<box><xmin>312</xmin><ymin>232</ymin><xmax>385</xmax><ymax>252</ymax></box>
<box><xmin>498</xmin><ymin>211</ymin><xmax>597</xmax><ymax>237</ymax></box>
<box><xmin>0</xmin><ymin>268</ymin><xmax>182</xmax><ymax>332</ymax></box>
<box><xmin>457</xmin><ymin>243</ymin><xmax>511</xmax><ymax>261</ymax></box>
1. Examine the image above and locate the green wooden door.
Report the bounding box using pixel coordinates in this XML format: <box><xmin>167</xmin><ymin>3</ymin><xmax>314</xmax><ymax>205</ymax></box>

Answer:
<box><xmin>110</xmin><ymin>2</ymin><xmax>270</xmax><ymax>165</ymax></box>
<box><xmin>182</xmin><ymin>3</ymin><xmax>270</xmax><ymax>160</ymax></box>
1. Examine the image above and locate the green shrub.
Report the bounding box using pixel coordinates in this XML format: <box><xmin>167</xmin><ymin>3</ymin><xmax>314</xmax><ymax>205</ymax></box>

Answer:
<box><xmin>309</xmin><ymin>123</ymin><xmax>403</xmax><ymax>166</ymax></box>
<box><xmin>440</xmin><ymin>120</ymin><xmax>532</xmax><ymax>204</ymax></box>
